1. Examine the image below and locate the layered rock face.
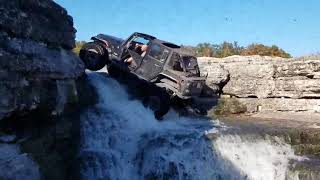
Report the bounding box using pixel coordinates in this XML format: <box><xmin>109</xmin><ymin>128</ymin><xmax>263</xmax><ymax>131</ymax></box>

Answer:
<box><xmin>0</xmin><ymin>1</ymin><xmax>94</xmax><ymax>179</ymax></box>
<box><xmin>198</xmin><ymin>56</ymin><xmax>320</xmax><ymax>113</ymax></box>
<box><xmin>0</xmin><ymin>0</ymin><xmax>85</xmax><ymax>120</ymax></box>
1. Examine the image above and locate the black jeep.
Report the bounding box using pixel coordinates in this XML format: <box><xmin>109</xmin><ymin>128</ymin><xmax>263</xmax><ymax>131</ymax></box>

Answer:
<box><xmin>79</xmin><ymin>32</ymin><xmax>207</xmax><ymax>119</ymax></box>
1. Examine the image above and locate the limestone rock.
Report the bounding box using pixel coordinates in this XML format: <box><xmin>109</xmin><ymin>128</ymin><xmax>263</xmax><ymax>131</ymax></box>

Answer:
<box><xmin>198</xmin><ymin>56</ymin><xmax>320</xmax><ymax>99</ymax></box>
<box><xmin>0</xmin><ymin>0</ymin><xmax>76</xmax><ymax>49</ymax></box>
<box><xmin>0</xmin><ymin>1</ymin><xmax>96</xmax><ymax>179</ymax></box>
<box><xmin>237</xmin><ymin>98</ymin><xmax>320</xmax><ymax>113</ymax></box>
<box><xmin>198</xmin><ymin>56</ymin><xmax>320</xmax><ymax>113</ymax></box>
<box><xmin>0</xmin><ymin>0</ymin><xmax>85</xmax><ymax>120</ymax></box>
<box><xmin>198</xmin><ymin>60</ymin><xmax>230</xmax><ymax>94</ymax></box>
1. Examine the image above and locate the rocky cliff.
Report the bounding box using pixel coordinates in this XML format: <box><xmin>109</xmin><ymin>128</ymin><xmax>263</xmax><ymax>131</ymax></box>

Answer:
<box><xmin>0</xmin><ymin>1</ymin><xmax>96</xmax><ymax>179</ymax></box>
<box><xmin>198</xmin><ymin>55</ymin><xmax>320</xmax><ymax>113</ymax></box>
<box><xmin>0</xmin><ymin>0</ymin><xmax>86</xmax><ymax>120</ymax></box>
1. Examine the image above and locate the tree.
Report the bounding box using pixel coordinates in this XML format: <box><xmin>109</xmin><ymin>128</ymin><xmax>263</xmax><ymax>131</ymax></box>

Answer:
<box><xmin>213</xmin><ymin>41</ymin><xmax>244</xmax><ymax>58</ymax></box>
<box><xmin>196</xmin><ymin>43</ymin><xmax>214</xmax><ymax>57</ymax></box>
<box><xmin>73</xmin><ymin>41</ymin><xmax>86</xmax><ymax>55</ymax></box>
<box><xmin>241</xmin><ymin>44</ymin><xmax>291</xmax><ymax>58</ymax></box>
<box><xmin>187</xmin><ymin>41</ymin><xmax>291</xmax><ymax>58</ymax></box>
<box><xmin>180</xmin><ymin>45</ymin><xmax>197</xmax><ymax>56</ymax></box>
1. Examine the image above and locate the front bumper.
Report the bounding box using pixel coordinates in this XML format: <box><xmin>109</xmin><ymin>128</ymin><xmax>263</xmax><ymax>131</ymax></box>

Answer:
<box><xmin>179</xmin><ymin>77</ymin><xmax>206</xmax><ymax>98</ymax></box>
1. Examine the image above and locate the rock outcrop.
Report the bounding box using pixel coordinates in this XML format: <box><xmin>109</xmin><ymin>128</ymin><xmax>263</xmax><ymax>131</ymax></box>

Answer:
<box><xmin>0</xmin><ymin>1</ymin><xmax>96</xmax><ymax>180</ymax></box>
<box><xmin>0</xmin><ymin>0</ymin><xmax>85</xmax><ymax>121</ymax></box>
<box><xmin>0</xmin><ymin>144</ymin><xmax>41</xmax><ymax>180</ymax></box>
<box><xmin>0</xmin><ymin>0</ymin><xmax>76</xmax><ymax>49</ymax></box>
<box><xmin>198</xmin><ymin>56</ymin><xmax>320</xmax><ymax>113</ymax></box>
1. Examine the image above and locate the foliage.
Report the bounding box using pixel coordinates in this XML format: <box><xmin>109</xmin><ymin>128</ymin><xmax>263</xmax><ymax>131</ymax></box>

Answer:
<box><xmin>241</xmin><ymin>44</ymin><xmax>291</xmax><ymax>58</ymax></box>
<box><xmin>196</xmin><ymin>43</ymin><xmax>215</xmax><ymax>57</ymax></box>
<box><xmin>189</xmin><ymin>41</ymin><xmax>291</xmax><ymax>58</ymax></box>
<box><xmin>210</xmin><ymin>97</ymin><xmax>247</xmax><ymax>116</ymax></box>
<box><xmin>73</xmin><ymin>41</ymin><xmax>86</xmax><ymax>55</ymax></box>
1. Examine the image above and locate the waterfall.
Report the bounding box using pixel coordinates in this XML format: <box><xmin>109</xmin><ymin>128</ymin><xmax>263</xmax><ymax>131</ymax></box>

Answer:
<box><xmin>213</xmin><ymin>134</ymin><xmax>299</xmax><ymax>180</ymax></box>
<box><xmin>79</xmin><ymin>72</ymin><xmax>300</xmax><ymax>180</ymax></box>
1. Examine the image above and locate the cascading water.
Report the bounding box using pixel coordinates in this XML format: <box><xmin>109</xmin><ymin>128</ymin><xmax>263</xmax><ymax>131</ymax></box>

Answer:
<box><xmin>79</xmin><ymin>72</ymin><xmax>301</xmax><ymax>180</ymax></box>
<box><xmin>213</xmin><ymin>135</ymin><xmax>299</xmax><ymax>180</ymax></box>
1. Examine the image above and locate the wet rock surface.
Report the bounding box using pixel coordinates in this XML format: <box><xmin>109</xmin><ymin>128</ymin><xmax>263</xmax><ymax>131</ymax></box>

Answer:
<box><xmin>0</xmin><ymin>75</ymin><xmax>97</xmax><ymax>180</ymax></box>
<box><xmin>0</xmin><ymin>0</ymin><xmax>96</xmax><ymax>179</ymax></box>
<box><xmin>0</xmin><ymin>144</ymin><xmax>41</xmax><ymax>180</ymax></box>
<box><xmin>0</xmin><ymin>0</ymin><xmax>76</xmax><ymax>49</ymax></box>
<box><xmin>0</xmin><ymin>0</ymin><xmax>85</xmax><ymax>121</ymax></box>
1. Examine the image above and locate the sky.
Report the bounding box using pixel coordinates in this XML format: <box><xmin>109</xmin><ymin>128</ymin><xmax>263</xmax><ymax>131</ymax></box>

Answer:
<box><xmin>55</xmin><ymin>0</ymin><xmax>320</xmax><ymax>57</ymax></box>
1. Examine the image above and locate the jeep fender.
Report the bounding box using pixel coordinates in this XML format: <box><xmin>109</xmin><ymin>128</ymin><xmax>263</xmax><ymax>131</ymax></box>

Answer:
<box><xmin>92</xmin><ymin>36</ymin><xmax>109</xmax><ymax>48</ymax></box>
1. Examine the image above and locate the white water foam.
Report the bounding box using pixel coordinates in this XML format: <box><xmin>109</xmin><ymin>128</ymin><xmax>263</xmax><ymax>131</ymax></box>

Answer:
<box><xmin>214</xmin><ymin>135</ymin><xmax>301</xmax><ymax>180</ymax></box>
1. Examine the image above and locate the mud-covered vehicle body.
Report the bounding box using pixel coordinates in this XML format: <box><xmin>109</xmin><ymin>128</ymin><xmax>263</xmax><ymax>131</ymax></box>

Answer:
<box><xmin>80</xmin><ymin>32</ymin><xmax>207</xmax><ymax>119</ymax></box>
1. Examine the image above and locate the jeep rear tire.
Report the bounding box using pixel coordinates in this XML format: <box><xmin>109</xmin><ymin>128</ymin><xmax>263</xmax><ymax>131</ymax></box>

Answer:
<box><xmin>79</xmin><ymin>42</ymin><xmax>108</xmax><ymax>71</ymax></box>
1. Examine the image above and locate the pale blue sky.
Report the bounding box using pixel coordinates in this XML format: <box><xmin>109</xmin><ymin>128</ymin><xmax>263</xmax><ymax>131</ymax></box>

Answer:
<box><xmin>55</xmin><ymin>0</ymin><xmax>320</xmax><ymax>56</ymax></box>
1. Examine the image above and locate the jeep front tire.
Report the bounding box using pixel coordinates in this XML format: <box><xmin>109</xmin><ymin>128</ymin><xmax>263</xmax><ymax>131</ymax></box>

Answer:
<box><xmin>79</xmin><ymin>42</ymin><xmax>108</xmax><ymax>71</ymax></box>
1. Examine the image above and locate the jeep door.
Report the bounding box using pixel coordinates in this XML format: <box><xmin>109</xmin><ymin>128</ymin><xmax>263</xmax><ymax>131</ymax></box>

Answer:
<box><xmin>121</xmin><ymin>35</ymin><xmax>153</xmax><ymax>71</ymax></box>
<box><xmin>135</xmin><ymin>43</ymin><xmax>170</xmax><ymax>80</ymax></box>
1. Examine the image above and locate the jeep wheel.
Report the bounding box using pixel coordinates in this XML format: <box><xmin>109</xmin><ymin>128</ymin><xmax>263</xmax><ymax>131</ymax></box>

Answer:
<box><xmin>143</xmin><ymin>90</ymin><xmax>170</xmax><ymax>120</ymax></box>
<box><xmin>79</xmin><ymin>42</ymin><xmax>107</xmax><ymax>71</ymax></box>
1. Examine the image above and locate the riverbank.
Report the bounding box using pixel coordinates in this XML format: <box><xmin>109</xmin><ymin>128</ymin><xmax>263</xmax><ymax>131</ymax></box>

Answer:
<box><xmin>218</xmin><ymin>112</ymin><xmax>320</xmax><ymax>133</ymax></box>
<box><xmin>214</xmin><ymin>112</ymin><xmax>320</xmax><ymax>156</ymax></box>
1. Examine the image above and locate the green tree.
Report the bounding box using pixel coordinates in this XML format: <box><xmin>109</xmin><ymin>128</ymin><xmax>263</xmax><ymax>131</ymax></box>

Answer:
<box><xmin>187</xmin><ymin>41</ymin><xmax>291</xmax><ymax>58</ymax></box>
<box><xmin>241</xmin><ymin>44</ymin><xmax>291</xmax><ymax>58</ymax></box>
<box><xmin>196</xmin><ymin>43</ymin><xmax>214</xmax><ymax>57</ymax></box>
<box><xmin>73</xmin><ymin>41</ymin><xmax>86</xmax><ymax>55</ymax></box>
<box><xmin>180</xmin><ymin>45</ymin><xmax>197</xmax><ymax>56</ymax></box>
<box><xmin>213</xmin><ymin>41</ymin><xmax>244</xmax><ymax>58</ymax></box>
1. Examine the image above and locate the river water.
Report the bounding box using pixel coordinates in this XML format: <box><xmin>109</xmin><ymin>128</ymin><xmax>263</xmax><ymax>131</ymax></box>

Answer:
<box><xmin>79</xmin><ymin>72</ymin><xmax>302</xmax><ymax>180</ymax></box>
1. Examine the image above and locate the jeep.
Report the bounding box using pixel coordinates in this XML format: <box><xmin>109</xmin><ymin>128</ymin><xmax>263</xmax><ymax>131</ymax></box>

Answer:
<box><xmin>79</xmin><ymin>32</ymin><xmax>207</xmax><ymax>119</ymax></box>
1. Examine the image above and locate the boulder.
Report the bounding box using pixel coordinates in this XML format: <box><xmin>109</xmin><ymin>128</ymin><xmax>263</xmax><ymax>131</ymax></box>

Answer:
<box><xmin>198</xmin><ymin>60</ymin><xmax>230</xmax><ymax>94</ymax></box>
<box><xmin>0</xmin><ymin>0</ymin><xmax>76</xmax><ymax>49</ymax></box>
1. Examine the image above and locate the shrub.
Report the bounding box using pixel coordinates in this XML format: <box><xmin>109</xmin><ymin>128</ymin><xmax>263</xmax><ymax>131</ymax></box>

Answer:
<box><xmin>72</xmin><ymin>41</ymin><xmax>86</xmax><ymax>55</ymax></box>
<box><xmin>210</xmin><ymin>97</ymin><xmax>247</xmax><ymax>116</ymax></box>
<box><xmin>241</xmin><ymin>44</ymin><xmax>291</xmax><ymax>58</ymax></box>
<box><xmin>189</xmin><ymin>41</ymin><xmax>292</xmax><ymax>58</ymax></box>
<box><xmin>196</xmin><ymin>43</ymin><xmax>215</xmax><ymax>57</ymax></box>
